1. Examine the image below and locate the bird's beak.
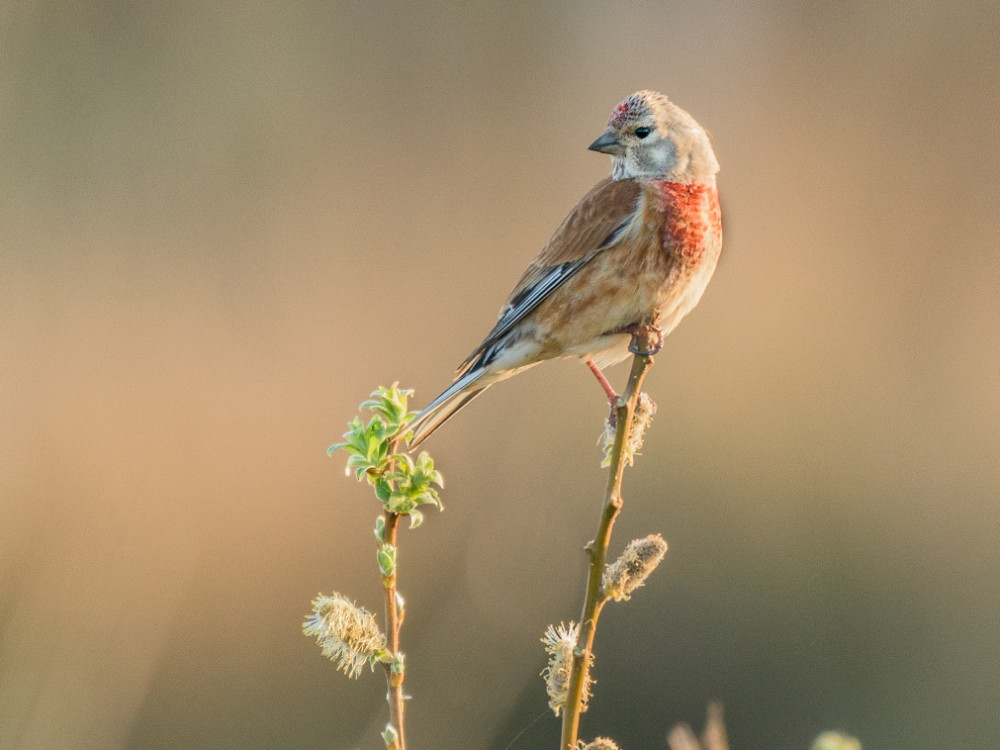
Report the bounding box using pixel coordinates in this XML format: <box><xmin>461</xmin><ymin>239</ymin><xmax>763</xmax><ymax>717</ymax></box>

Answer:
<box><xmin>588</xmin><ymin>131</ymin><xmax>624</xmax><ymax>156</ymax></box>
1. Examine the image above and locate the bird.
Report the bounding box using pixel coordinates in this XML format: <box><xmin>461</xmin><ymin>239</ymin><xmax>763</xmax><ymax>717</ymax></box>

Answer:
<box><xmin>407</xmin><ymin>90</ymin><xmax>722</xmax><ymax>448</ymax></box>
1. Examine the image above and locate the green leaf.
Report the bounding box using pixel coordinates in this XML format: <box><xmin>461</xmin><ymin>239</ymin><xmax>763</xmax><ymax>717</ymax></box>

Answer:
<box><xmin>390</xmin><ymin>652</ymin><xmax>405</xmax><ymax>676</ymax></box>
<box><xmin>376</xmin><ymin>544</ymin><xmax>396</xmax><ymax>578</ymax></box>
<box><xmin>345</xmin><ymin>453</ymin><xmax>374</xmax><ymax>480</ymax></box>
<box><xmin>374</xmin><ymin>477</ymin><xmax>392</xmax><ymax>502</ymax></box>
<box><xmin>414</xmin><ymin>452</ymin><xmax>444</xmax><ymax>488</ymax></box>
<box><xmin>381</xmin><ymin>723</ymin><xmax>398</xmax><ymax>747</ymax></box>
<box><xmin>386</xmin><ymin>491</ymin><xmax>415</xmax><ymax>514</ymax></box>
<box><xmin>366</xmin><ymin>433</ymin><xmax>381</xmax><ymax>462</ymax></box>
<box><xmin>360</xmin><ymin>383</ymin><xmax>416</xmax><ymax>434</ymax></box>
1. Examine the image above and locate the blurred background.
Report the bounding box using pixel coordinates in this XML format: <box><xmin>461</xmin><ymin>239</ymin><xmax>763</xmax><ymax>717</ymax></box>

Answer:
<box><xmin>2</xmin><ymin>2</ymin><xmax>998</xmax><ymax>748</ymax></box>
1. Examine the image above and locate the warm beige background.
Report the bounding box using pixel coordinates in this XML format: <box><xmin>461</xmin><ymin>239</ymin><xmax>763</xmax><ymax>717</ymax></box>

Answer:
<box><xmin>2</xmin><ymin>3</ymin><xmax>998</xmax><ymax>749</ymax></box>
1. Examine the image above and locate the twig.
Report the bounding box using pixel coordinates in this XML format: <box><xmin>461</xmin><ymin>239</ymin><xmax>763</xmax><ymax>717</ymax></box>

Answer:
<box><xmin>316</xmin><ymin>386</ymin><xmax>443</xmax><ymax>750</ymax></box>
<box><xmin>381</xmin><ymin>509</ymin><xmax>405</xmax><ymax>750</ymax></box>
<box><xmin>560</xmin><ymin>338</ymin><xmax>656</xmax><ymax>750</ymax></box>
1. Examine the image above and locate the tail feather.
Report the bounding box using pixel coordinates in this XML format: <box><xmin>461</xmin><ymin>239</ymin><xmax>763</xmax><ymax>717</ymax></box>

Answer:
<box><xmin>407</xmin><ymin>341</ymin><xmax>547</xmax><ymax>447</ymax></box>
<box><xmin>407</xmin><ymin>388</ymin><xmax>488</xmax><ymax>448</ymax></box>
<box><xmin>407</xmin><ymin>368</ymin><xmax>490</xmax><ymax>448</ymax></box>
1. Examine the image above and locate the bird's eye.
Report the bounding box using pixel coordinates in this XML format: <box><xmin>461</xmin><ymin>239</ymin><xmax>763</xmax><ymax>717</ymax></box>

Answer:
<box><xmin>635</xmin><ymin>127</ymin><xmax>651</xmax><ymax>139</ymax></box>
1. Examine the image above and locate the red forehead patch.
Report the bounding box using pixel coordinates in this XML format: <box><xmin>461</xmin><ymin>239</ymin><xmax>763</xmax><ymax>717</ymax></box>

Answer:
<box><xmin>609</xmin><ymin>100</ymin><xmax>634</xmax><ymax>126</ymax></box>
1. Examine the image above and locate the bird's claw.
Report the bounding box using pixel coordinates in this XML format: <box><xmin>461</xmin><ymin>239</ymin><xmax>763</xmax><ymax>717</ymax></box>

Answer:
<box><xmin>624</xmin><ymin>323</ymin><xmax>663</xmax><ymax>356</ymax></box>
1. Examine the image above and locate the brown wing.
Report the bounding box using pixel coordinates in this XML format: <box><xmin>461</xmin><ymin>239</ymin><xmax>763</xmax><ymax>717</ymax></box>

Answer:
<box><xmin>457</xmin><ymin>177</ymin><xmax>643</xmax><ymax>374</ymax></box>
<box><xmin>506</xmin><ymin>177</ymin><xmax>642</xmax><ymax>302</ymax></box>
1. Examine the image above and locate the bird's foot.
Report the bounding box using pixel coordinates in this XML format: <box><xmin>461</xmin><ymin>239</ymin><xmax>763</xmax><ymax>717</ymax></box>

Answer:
<box><xmin>624</xmin><ymin>323</ymin><xmax>663</xmax><ymax>356</ymax></box>
<box><xmin>586</xmin><ymin>359</ymin><xmax>620</xmax><ymax>403</ymax></box>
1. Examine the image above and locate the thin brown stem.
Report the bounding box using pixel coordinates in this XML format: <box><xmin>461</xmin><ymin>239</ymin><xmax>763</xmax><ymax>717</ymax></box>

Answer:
<box><xmin>381</xmin><ymin>510</ymin><xmax>405</xmax><ymax>750</ymax></box>
<box><xmin>560</xmin><ymin>341</ymin><xmax>655</xmax><ymax>750</ymax></box>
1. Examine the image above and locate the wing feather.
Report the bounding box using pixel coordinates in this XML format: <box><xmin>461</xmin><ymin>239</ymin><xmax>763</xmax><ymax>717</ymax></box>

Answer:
<box><xmin>458</xmin><ymin>177</ymin><xmax>642</xmax><ymax>373</ymax></box>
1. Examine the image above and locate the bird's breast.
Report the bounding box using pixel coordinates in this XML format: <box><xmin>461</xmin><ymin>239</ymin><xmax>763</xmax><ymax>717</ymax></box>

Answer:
<box><xmin>647</xmin><ymin>180</ymin><xmax>722</xmax><ymax>268</ymax></box>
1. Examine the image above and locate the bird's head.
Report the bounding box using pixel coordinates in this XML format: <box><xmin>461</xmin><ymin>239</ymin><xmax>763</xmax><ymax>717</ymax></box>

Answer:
<box><xmin>589</xmin><ymin>90</ymin><xmax>719</xmax><ymax>183</ymax></box>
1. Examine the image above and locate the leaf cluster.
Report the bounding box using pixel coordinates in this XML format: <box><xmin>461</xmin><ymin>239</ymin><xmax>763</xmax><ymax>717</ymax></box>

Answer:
<box><xmin>329</xmin><ymin>384</ymin><xmax>444</xmax><ymax>527</ymax></box>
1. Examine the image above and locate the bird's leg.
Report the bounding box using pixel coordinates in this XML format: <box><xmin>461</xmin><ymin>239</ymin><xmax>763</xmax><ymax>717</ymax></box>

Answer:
<box><xmin>623</xmin><ymin>322</ymin><xmax>664</xmax><ymax>356</ymax></box>
<box><xmin>586</xmin><ymin>359</ymin><xmax>619</xmax><ymax>403</ymax></box>
<box><xmin>586</xmin><ymin>359</ymin><xmax>621</xmax><ymax>429</ymax></box>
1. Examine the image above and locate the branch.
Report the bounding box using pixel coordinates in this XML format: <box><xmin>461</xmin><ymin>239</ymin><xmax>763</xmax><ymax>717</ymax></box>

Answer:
<box><xmin>560</xmin><ymin>340</ymin><xmax>656</xmax><ymax>750</ymax></box>
<box><xmin>380</xmin><ymin>510</ymin><xmax>405</xmax><ymax>750</ymax></box>
<box><xmin>312</xmin><ymin>385</ymin><xmax>442</xmax><ymax>750</ymax></box>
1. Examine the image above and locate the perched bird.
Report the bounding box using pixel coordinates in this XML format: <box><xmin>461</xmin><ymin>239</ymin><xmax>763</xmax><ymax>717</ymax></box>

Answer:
<box><xmin>408</xmin><ymin>90</ymin><xmax>722</xmax><ymax>448</ymax></box>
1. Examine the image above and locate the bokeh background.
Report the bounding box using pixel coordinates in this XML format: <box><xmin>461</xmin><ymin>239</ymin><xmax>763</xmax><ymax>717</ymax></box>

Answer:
<box><xmin>2</xmin><ymin>2</ymin><xmax>998</xmax><ymax>748</ymax></box>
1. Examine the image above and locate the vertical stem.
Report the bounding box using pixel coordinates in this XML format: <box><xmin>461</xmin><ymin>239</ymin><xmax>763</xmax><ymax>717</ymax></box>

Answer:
<box><xmin>560</xmin><ymin>347</ymin><xmax>655</xmax><ymax>750</ymax></box>
<box><xmin>381</xmin><ymin>510</ymin><xmax>405</xmax><ymax>750</ymax></box>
